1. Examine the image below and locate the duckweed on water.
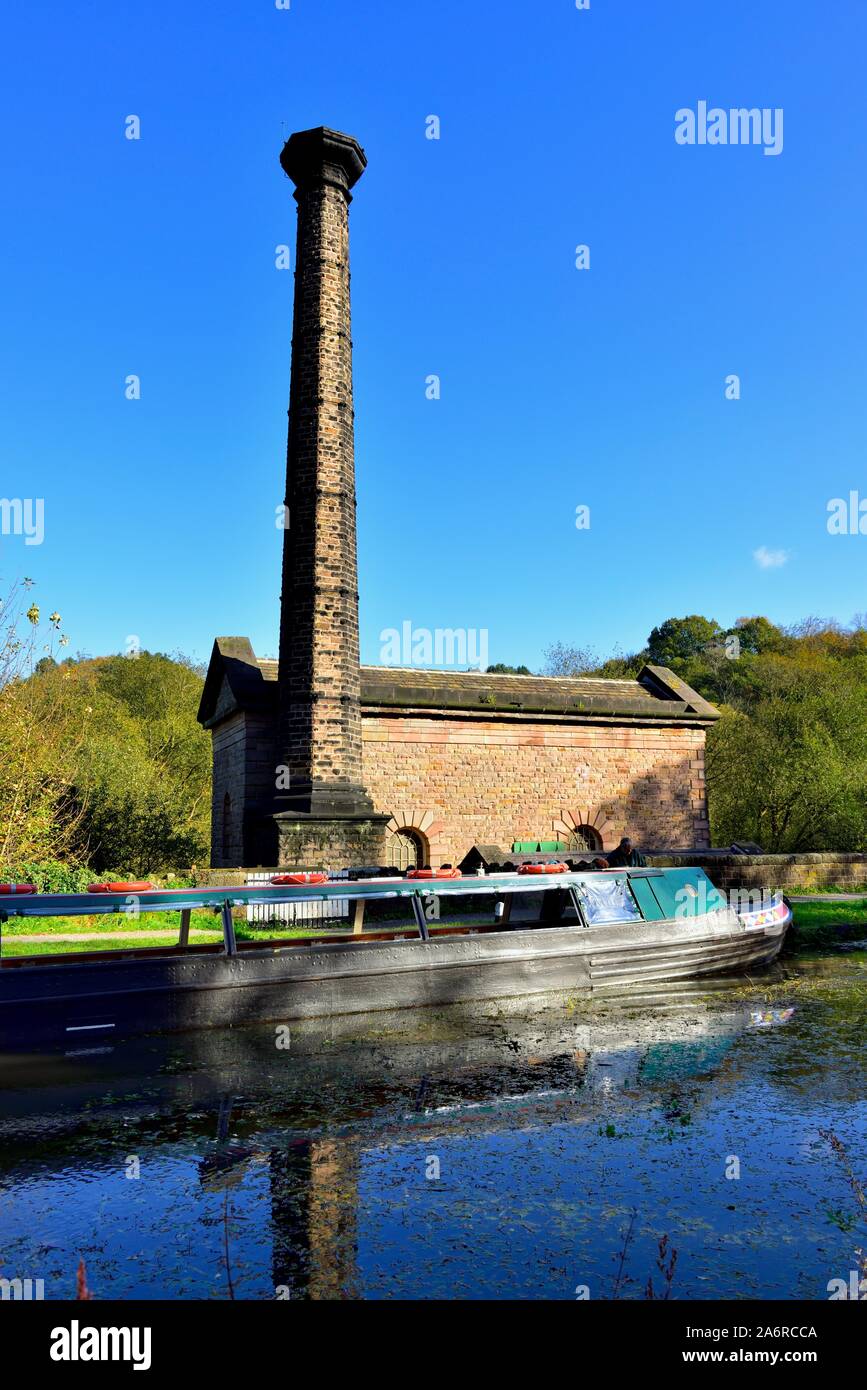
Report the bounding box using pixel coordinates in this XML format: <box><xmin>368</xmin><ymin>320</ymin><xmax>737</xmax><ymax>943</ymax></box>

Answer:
<box><xmin>0</xmin><ymin>949</ymin><xmax>864</xmax><ymax>1300</ymax></box>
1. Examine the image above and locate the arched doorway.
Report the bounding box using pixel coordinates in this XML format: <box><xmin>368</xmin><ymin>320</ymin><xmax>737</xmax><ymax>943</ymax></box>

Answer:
<box><xmin>385</xmin><ymin>826</ymin><xmax>427</xmax><ymax>872</ymax></box>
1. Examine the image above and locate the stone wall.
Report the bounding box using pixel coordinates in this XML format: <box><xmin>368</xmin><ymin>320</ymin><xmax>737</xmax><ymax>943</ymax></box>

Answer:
<box><xmin>196</xmin><ymin>851</ymin><xmax>867</xmax><ymax>891</ymax></box>
<box><xmin>210</xmin><ymin>706</ymin><xmax>282</xmax><ymax>868</ymax></box>
<box><xmin>361</xmin><ymin>711</ymin><xmax>709</xmax><ymax>866</ymax></box>
<box><xmin>210</xmin><ymin>712</ymin><xmax>245</xmax><ymax>868</ymax></box>
<box><xmin>649</xmin><ymin>851</ymin><xmax>867</xmax><ymax>893</ymax></box>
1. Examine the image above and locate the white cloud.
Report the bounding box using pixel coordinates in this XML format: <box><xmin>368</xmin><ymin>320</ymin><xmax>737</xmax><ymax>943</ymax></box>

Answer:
<box><xmin>753</xmin><ymin>546</ymin><xmax>788</xmax><ymax>570</ymax></box>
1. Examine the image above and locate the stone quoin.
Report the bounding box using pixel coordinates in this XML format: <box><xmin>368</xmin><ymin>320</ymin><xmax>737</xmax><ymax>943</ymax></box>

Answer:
<box><xmin>198</xmin><ymin>127</ymin><xmax>720</xmax><ymax>870</ymax></box>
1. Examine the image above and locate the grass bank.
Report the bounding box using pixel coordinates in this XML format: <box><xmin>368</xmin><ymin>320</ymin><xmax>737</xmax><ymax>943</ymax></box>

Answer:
<box><xmin>788</xmin><ymin>898</ymin><xmax>867</xmax><ymax>949</ymax></box>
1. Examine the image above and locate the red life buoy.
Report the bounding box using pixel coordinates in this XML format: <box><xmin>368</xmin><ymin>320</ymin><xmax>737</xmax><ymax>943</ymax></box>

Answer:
<box><xmin>270</xmin><ymin>872</ymin><xmax>329</xmax><ymax>886</ymax></box>
<box><xmin>406</xmin><ymin>868</ymin><xmax>462</xmax><ymax>880</ymax></box>
<box><xmin>0</xmin><ymin>883</ymin><xmax>37</xmax><ymax>895</ymax></box>
<box><xmin>518</xmin><ymin>863</ymin><xmax>569</xmax><ymax>875</ymax></box>
<box><xmin>88</xmin><ymin>881</ymin><xmax>154</xmax><ymax>894</ymax></box>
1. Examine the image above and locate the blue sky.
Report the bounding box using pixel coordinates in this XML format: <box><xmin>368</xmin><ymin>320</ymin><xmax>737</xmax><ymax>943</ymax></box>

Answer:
<box><xmin>2</xmin><ymin>0</ymin><xmax>866</xmax><ymax>671</ymax></box>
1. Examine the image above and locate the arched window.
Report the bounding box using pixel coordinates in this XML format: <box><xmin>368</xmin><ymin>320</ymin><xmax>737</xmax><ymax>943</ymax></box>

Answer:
<box><xmin>386</xmin><ymin>826</ymin><xmax>426</xmax><ymax>872</ymax></box>
<box><xmin>221</xmin><ymin>792</ymin><xmax>232</xmax><ymax>862</ymax></box>
<box><xmin>567</xmin><ymin>824</ymin><xmax>603</xmax><ymax>853</ymax></box>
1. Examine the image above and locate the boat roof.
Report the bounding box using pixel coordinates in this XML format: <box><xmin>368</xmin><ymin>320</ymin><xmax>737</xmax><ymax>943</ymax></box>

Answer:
<box><xmin>0</xmin><ymin>868</ymin><xmax>682</xmax><ymax>919</ymax></box>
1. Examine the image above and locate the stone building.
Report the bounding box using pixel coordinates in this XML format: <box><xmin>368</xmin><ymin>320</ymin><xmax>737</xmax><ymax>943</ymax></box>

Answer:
<box><xmin>197</xmin><ymin>127</ymin><xmax>719</xmax><ymax>871</ymax></box>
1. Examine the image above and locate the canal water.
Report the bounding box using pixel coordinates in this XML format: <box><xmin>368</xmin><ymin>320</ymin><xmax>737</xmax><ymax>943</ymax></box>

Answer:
<box><xmin>0</xmin><ymin>949</ymin><xmax>864</xmax><ymax>1301</ymax></box>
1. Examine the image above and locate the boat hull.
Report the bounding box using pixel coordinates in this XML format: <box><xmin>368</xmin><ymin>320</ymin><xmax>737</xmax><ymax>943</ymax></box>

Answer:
<box><xmin>0</xmin><ymin>912</ymin><xmax>789</xmax><ymax>1051</ymax></box>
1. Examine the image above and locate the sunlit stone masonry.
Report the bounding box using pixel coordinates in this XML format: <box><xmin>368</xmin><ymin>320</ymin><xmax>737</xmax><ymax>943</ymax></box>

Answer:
<box><xmin>197</xmin><ymin>127</ymin><xmax>719</xmax><ymax>871</ymax></box>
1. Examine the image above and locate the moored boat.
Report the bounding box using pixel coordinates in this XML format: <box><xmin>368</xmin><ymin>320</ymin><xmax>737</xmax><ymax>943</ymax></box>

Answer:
<box><xmin>0</xmin><ymin>866</ymin><xmax>791</xmax><ymax>1051</ymax></box>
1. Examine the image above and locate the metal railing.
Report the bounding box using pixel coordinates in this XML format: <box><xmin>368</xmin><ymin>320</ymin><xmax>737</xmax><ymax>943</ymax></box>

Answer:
<box><xmin>243</xmin><ymin>871</ymin><xmax>350</xmax><ymax>927</ymax></box>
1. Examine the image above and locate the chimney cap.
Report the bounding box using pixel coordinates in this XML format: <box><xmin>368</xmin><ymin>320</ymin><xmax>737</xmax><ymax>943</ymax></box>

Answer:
<box><xmin>280</xmin><ymin>126</ymin><xmax>367</xmax><ymax>191</ymax></box>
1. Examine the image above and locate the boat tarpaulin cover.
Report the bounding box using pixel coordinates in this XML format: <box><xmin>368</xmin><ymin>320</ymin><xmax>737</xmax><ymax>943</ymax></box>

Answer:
<box><xmin>577</xmin><ymin>877</ymin><xmax>643</xmax><ymax>925</ymax></box>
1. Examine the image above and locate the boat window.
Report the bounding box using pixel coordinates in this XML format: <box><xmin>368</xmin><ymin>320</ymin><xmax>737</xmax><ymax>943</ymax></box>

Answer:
<box><xmin>576</xmin><ymin>876</ymin><xmax>643</xmax><ymax>925</ymax></box>
<box><xmin>628</xmin><ymin>875</ymin><xmax>668</xmax><ymax>921</ymax></box>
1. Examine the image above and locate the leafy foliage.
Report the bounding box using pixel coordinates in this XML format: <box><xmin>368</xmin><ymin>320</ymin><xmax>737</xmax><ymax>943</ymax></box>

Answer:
<box><xmin>705</xmin><ymin>648</ymin><xmax>867</xmax><ymax>851</ymax></box>
<box><xmin>647</xmin><ymin>615</ymin><xmax>723</xmax><ymax>666</ymax></box>
<box><xmin>2</xmin><ymin>860</ymin><xmax>94</xmax><ymax>893</ymax></box>
<box><xmin>0</xmin><ymin>580</ymin><xmax>210</xmax><ymax>875</ymax></box>
<box><xmin>0</xmin><ymin>579</ymin><xmax>82</xmax><ymax>864</ymax></box>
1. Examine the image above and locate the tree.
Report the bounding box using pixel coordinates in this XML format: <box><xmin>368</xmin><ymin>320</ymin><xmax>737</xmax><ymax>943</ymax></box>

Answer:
<box><xmin>486</xmin><ymin>663</ymin><xmax>533</xmax><ymax>675</ymax></box>
<box><xmin>707</xmin><ymin>660</ymin><xmax>867</xmax><ymax>851</ymax></box>
<box><xmin>79</xmin><ymin>791</ymin><xmax>206</xmax><ymax>877</ymax></box>
<box><xmin>542</xmin><ymin>642</ymin><xmax>599</xmax><ymax>677</ymax></box>
<box><xmin>65</xmin><ymin>652</ymin><xmax>211</xmax><ymax>872</ymax></box>
<box><xmin>0</xmin><ymin>583</ymin><xmax>211</xmax><ymax>873</ymax></box>
<box><xmin>728</xmin><ymin>615</ymin><xmax>789</xmax><ymax>656</ymax></box>
<box><xmin>0</xmin><ymin>579</ymin><xmax>83</xmax><ymax>865</ymax></box>
<box><xmin>647</xmin><ymin>615</ymin><xmax>722</xmax><ymax>668</ymax></box>
<box><xmin>595</xmin><ymin>647</ymin><xmax>648</xmax><ymax>679</ymax></box>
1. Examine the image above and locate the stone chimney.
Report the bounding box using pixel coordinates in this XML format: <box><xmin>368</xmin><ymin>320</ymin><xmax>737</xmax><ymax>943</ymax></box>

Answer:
<box><xmin>268</xmin><ymin>127</ymin><xmax>388</xmax><ymax>868</ymax></box>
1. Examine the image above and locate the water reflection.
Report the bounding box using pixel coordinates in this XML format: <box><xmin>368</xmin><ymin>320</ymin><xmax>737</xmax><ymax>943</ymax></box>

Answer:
<box><xmin>0</xmin><ymin>954</ymin><xmax>864</xmax><ymax>1300</ymax></box>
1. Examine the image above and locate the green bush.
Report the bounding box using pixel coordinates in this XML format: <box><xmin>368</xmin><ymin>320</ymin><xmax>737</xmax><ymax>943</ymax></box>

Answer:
<box><xmin>1</xmin><ymin>862</ymin><xmax>201</xmax><ymax>892</ymax></box>
<box><xmin>1</xmin><ymin>860</ymin><xmax>93</xmax><ymax>893</ymax></box>
<box><xmin>1</xmin><ymin>646</ymin><xmax>211</xmax><ymax>874</ymax></box>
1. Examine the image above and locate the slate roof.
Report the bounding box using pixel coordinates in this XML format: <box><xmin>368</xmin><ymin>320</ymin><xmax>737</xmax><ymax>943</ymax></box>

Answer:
<box><xmin>197</xmin><ymin>637</ymin><xmax>719</xmax><ymax>727</ymax></box>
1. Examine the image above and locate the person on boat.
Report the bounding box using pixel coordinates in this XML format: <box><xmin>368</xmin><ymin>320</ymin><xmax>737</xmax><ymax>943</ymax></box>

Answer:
<box><xmin>604</xmin><ymin>837</ymin><xmax>646</xmax><ymax>868</ymax></box>
<box><xmin>591</xmin><ymin>857</ymin><xmax>610</xmax><ymax>870</ymax></box>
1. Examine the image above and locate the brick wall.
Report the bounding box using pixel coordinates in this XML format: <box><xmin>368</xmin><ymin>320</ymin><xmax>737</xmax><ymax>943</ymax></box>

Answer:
<box><xmin>276</xmin><ymin>132</ymin><xmax>367</xmax><ymax>805</ymax></box>
<box><xmin>361</xmin><ymin>710</ymin><xmax>710</xmax><ymax>866</ymax></box>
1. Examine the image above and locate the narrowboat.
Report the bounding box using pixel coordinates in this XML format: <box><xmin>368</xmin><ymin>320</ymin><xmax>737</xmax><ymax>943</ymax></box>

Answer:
<box><xmin>0</xmin><ymin>866</ymin><xmax>791</xmax><ymax>1051</ymax></box>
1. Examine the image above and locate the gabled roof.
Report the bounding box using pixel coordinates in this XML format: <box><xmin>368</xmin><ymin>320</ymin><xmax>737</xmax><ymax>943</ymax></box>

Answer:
<box><xmin>197</xmin><ymin>638</ymin><xmax>276</xmax><ymax>727</ymax></box>
<box><xmin>459</xmin><ymin>844</ymin><xmax>510</xmax><ymax>864</ymax></box>
<box><xmin>358</xmin><ymin>664</ymin><xmax>718</xmax><ymax>719</ymax></box>
<box><xmin>197</xmin><ymin>639</ymin><xmax>719</xmax><ymax>727</ymax></box>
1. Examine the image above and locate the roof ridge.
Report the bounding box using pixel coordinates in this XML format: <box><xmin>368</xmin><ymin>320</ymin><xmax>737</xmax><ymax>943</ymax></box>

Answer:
<box><xmin>358</xmin><ymin>664</ymin><xmax>637</xmax><ymax>686</ymax></box>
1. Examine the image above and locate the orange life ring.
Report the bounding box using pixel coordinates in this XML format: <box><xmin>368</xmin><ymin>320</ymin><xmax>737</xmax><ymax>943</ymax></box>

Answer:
<box><xmin>270</xmin><ymin>872</ymin><xmax>329</xmax><ymax>886</ymax></box>
<box><xmin>406</xmin><ymin>868</ymin><xmax>462</xmax><ymax>880</ymax></box>
<box><xmin>0</xmin><ymin>883</ymin><xmax>37</xmax><ymax>895</ymax></box>
<box><xmin>518</xmin><ymin>863</ymin><xmax>569</xmax><ymax>875</ymax></box>
<box><xmin>88</xmin><ymin>881</ymin><xmax>154</xmax><ymax>894</ymax></box>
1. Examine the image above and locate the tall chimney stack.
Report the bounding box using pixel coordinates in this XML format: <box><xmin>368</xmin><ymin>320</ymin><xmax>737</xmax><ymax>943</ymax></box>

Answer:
<box><xmin>268</xmin><ymin>127</ymin><xmax>387</xmax><ymax>868</ymax></box>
